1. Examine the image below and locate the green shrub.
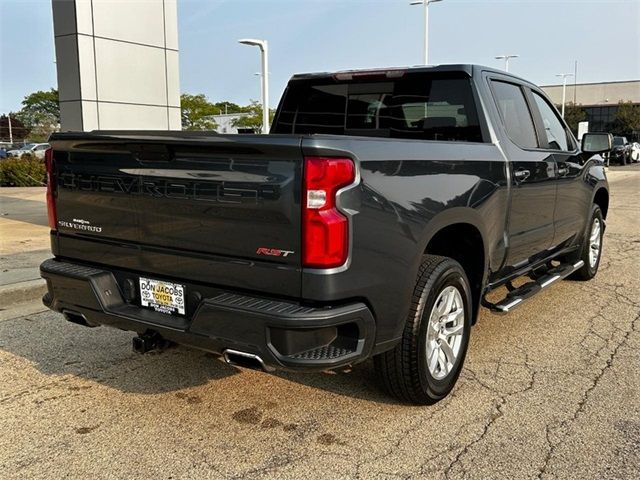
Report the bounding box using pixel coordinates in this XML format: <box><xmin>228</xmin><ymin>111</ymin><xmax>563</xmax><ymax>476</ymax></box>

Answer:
<box><xmin>0</xmin><ymin>155</ymin><xmax>46</xmax><ymax>187</ymax></box>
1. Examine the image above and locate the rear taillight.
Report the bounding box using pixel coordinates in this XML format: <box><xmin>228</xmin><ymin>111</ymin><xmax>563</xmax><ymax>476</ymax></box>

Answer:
<box><xmin>302</xmin><ymin>156</ymin><xmax>355</xmax><ymax>268</ymax></box>
<box><xmin>44</xmin><ymin>147</ymin><xmax>57</xmax><ymax>231</ymax></box>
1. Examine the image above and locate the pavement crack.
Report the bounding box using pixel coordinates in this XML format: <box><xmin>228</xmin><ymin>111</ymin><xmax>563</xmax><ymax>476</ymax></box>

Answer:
<box><xmin>537</xmin><ymin>312</ymin><xmax>639</xmax><ymax>479</ymax></box>
<box><xmin>229</xmin><ymin>453</ymin><xmax>302</xmax><ymax>480</ymax></box>
<box><xmin>442</xmin><ymin>397</ymin><xmax>506</xmax><ymax>479</ymax></box>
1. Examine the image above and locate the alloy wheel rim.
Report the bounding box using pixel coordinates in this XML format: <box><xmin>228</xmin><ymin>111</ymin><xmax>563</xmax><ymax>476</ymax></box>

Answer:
<box><xmin>426</xmin><ymin>285</ymin><xmax>465</xmax><ymax>380</ymax></box>
<box><xmin>589</xmin><ymin>218</ymin><xmax>601</xmax><ymax>269</ymax></box>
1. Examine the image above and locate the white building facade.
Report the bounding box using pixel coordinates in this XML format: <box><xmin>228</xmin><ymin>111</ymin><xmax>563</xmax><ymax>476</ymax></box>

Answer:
<box><xmin>52</xmin><ymin>0</ymin><xmax>181</xmax><ymax>131</ymax></box>
<box><xmin>210</xmin><ymin>113</ymin><xmax>253</xmax><ymax>134</ymax></box>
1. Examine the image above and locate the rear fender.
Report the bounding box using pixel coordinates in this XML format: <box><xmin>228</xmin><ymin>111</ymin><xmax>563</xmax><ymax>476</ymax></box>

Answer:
<box><xmin>419</xmin><ymin>207</ymin><xmax>489</xmax><ymax>265</ymax></box>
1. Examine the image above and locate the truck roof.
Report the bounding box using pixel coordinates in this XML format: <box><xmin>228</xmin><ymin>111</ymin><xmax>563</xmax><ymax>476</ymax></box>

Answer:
<box><xmin>290</xmin><ymin>64</ymin><xmax>535</xmax><ymax>87</ymax></box>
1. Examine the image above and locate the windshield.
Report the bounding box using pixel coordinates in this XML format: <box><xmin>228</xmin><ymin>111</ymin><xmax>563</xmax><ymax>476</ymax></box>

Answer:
<box><xmin>20</xmin><ymin>143</ymin><xmax>36</xmax><ymax>150</ymax></box>
<box><xmin>274</xmin><ymin>72</ymin><xmax>484</xmax><ymax>142</ymax></box>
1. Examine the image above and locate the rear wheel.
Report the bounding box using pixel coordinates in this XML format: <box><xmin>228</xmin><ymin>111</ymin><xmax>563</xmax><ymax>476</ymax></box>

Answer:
<box><xmin>374</xmin><ymin>255</ymin><xmax>472</xmax><ymax>404</ymax></box>
<box><xmin>571</xmin><ymin>204</ymin><xmax>604</xmax><ymax>280</ymax></box>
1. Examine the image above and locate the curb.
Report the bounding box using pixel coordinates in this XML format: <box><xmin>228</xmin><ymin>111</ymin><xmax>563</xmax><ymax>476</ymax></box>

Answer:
<box><xmin>0</xmin><ymin>279</ymin><xmax>47</xmax><ymax>308</ymax></box>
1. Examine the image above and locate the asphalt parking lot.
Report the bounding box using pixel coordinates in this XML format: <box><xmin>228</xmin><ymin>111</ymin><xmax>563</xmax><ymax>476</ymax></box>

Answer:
<box><xmin>1</xmin><ymin>166</ymin><xmax>638</xmax><ymax>479</ymax></box>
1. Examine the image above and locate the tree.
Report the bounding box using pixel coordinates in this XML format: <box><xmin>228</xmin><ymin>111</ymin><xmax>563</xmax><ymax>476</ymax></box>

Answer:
<box><xmin>611</xmin><ymin>100</ymin><xmax>640</xmax><ymax>137</ymax></box>
<box><xmin>559</xmin><ymin>102</ymin><xmax>587</xmax><ymax>136</ymax></box>
<box><xmin>20</xmin><ymin>89</ymin><xmax>60</xmax><ymax>120</ymax></box>
<box><xmin>180</xmin><ymin>93</ymin><xmax>218</xmax><ymax>130</ymax></box>
<box><xmin>14</xmin><ymin>89</ymin><xmax>60</xmax><ymax>142</ymax></box>
<box><xmin>231</xmin><ymin>100</ymin><xmax>275</xmax><ymax>133</ymax></box>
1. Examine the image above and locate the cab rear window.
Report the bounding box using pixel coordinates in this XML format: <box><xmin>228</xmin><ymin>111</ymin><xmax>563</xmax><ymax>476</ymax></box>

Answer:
<box><xmin>273</xmin><ymin>73</ymin><xmax>484</xmax><ymax>142</ymax></box>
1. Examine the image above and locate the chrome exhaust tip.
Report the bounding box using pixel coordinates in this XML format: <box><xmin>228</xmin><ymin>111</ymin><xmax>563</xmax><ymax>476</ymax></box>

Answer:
<box><xmin>62</xmin><ymin>309</ymin><xmax>93</xmax><ymax>327</ymax></box>
<box><xmin>222</xmin><ymin>349</ymin><xmax>274</xmax><ymax>372</ymax></box>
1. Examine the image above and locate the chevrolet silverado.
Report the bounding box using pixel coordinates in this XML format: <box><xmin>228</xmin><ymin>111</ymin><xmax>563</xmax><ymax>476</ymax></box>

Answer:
<box><xmin>41</xmin><ymin>65</ymin><xmax>611</xmax><ymax>404</ymax></box>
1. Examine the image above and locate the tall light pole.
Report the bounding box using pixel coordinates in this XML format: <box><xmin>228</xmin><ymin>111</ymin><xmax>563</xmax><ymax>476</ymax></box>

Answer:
<box><xmin>7</xmin><ymin>113</ymin><xmax>13</xmax><ymax>143</ymax></box>
<box><xmin>410</xmin><ymin>0</ymin><xmax>443</xmax><ymax>65</ymax></box>
<box><xmin>239</xmin><ymin>38</ymin><xmax>269</xmax><ymax>134</ymax></box>
<box><xmin>495</xmin><ymin>54</ymin><xmax>519</xmax><ymax>72</ymax></box>
<box><xmin>254</xmin><ymin>72</ymin><xmax>264</xmax><ymax>120</ymax></box>
<box><xmin>556</xmin><ymin>73</ymin><xmax>574</xmax><ymax>118</ymax></box>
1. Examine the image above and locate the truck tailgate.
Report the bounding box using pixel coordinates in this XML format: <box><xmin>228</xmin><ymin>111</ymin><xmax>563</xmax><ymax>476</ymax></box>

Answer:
<box><xmin>50</xmin><ymin>133</ymin><xmax>303</xmax><ymax>297</ymax></box>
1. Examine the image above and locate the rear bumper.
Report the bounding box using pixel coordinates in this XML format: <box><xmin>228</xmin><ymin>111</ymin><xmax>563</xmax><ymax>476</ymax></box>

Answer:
<box><xmin>40</xmin><ymin>258</ymin><xmax>375</xmax><ymax>371</ymax></box>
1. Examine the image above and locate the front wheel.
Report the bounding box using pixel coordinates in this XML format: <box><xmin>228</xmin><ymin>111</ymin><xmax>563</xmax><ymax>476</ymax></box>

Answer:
<box><xmin>374</xmin><ymin>255</ymin><xmax>472</xmax><ymax>404</ymax></box>
<box><xmin>571</xmin><ymin>204</ymin><xmax>604</xmax><ymax>280</ymax></box>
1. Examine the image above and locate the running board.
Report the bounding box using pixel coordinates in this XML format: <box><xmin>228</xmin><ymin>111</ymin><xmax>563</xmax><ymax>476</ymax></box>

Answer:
<box><xmin>484</xmin><ymin>260</ymin><xmax>584</xmax><ymax>314</ymax></box>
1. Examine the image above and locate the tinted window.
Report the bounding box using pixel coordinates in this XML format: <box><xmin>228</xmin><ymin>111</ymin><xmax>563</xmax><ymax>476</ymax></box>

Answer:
<box><xmin>490</xmin><ymin>81</ymin><xmax>537</xmax><ymax>149</ymax></box>
<box><xmin>274</xmin><ymin>74</ymin><xmax>484</xmax><ymax>142</ymax></box>
<box><xmin>532</xmin><ymin>92</ymin><xmax>570</xmax><ymax>151</ymax></box>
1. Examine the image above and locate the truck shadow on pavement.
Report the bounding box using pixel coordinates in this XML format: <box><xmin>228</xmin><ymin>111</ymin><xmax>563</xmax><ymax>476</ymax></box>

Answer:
<box><xmin>1</xmin><ymin>310</ymin><xmax>399</xmax><ymax>405</ymax></box>
<box><xmin>0</xmin><ymin>195</ymin><xmax>48</xmax><ymax>228</ymax></box>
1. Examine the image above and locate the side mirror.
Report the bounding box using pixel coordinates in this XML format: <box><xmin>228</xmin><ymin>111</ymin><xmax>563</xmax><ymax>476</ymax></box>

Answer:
<box><xmin>581</xmin><ymin>132</ymin><xmax>612</xmax><ymax>154</ymax></box>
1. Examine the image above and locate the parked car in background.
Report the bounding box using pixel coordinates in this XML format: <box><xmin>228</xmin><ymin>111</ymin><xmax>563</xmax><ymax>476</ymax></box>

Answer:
<box><xmin>630</xmin><ymin>142</ymin><xmax>640</xmax><ymax>163</ymax></box>
<box><xmin>7</xmin><ymin>143</ymin><xmax>34</xmax><ymax>157</ymax></box>
<box><xmin>610</xmin><ymin>136</ymin><xmax>632</xmax><ymax>165</ymax></box>
<box><xmin>0</xmin><ymin>142</ymin><xmax>21</xmax><ymax>152</ymax></box>
<box><xmin>7</xmin><ymin>143</ymin><xmax>50</xmax><ymax>159</ymax></box>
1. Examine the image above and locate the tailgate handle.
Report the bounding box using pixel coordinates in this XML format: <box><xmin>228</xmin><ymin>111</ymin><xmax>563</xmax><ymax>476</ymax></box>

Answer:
<box><xmin>129</xmin><ymin>144</ymin><xmax>171</xmax><ymax>163</ymax></box>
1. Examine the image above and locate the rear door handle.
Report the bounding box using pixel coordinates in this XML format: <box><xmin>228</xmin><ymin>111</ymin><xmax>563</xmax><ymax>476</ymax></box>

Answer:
<box><xmin>514</xmin><ymin>169</ymin><xmax>530</xmax><ymax>182</ymax></box>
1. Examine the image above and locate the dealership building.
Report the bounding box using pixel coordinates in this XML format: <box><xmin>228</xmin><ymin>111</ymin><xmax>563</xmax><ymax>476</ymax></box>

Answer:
<box><xmin>541</xmin><ymin>80</ymin><xmax>640</xmax><ymax>136</ymax></box>
<box><xmin>52</xmin><ymin>0</ymin><xmax>180</xmax><ymax>131</ymax></box>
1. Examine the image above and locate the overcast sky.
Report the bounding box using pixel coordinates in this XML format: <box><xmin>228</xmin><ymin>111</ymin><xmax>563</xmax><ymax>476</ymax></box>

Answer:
<box><xmin>1</xmin><ymin>0</ymin><xmax>638</xmax><ymax>113</ymax></box>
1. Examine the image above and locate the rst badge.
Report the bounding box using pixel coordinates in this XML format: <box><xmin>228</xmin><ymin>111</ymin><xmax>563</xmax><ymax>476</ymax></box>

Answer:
<box><xmin>256</xmin><ymin>247</ymin><xmax>295</xmax><ymax>258</ymax></box>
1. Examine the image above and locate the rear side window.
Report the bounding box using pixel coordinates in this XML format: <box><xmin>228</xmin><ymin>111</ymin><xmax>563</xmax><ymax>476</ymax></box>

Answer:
<box><xmin>274</xmin><ymin>74</ymin><xmax>484</xmax><ymax>142</ymax></box>
<box><xmin>531</xmin><ymin>92</ymin><xmax>571</xmax><ymax>151</ymax></box>
<box><xmin>490</xmin><ymin>80</ymin><xmax>538</xmax><ymax>149</ymax></box>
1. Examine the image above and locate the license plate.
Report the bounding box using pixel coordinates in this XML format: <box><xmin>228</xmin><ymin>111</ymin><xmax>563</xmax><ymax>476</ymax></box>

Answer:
<box><xmin>139</xmin><ymin>277</ymin><xmax>186</xmax><ymax>316</ymax></box>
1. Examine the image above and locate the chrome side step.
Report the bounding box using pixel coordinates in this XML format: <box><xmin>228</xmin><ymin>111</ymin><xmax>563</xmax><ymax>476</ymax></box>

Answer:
<box><xmin>485</xmin><ymin>260</ymin><xmax>584</xmax><ymax>314</ymax></box>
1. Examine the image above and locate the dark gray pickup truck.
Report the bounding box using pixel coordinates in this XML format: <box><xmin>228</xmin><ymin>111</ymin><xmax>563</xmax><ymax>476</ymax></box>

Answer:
<box><xmin>41</xmin><ymin>64</ymin><xmax>611</xmax><ymax>404</ymax></box>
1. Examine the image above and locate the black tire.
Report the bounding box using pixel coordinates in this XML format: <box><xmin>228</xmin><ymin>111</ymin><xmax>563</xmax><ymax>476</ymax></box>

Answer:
<box><xmin>374</xmin><ymin>255</ymin><xmax>473</xmax><ymax>404</ymax></box>
<box><xmin>570</xmin><ymin>204</ymin><xmax>604</xmax><ymax>281</ymax></box>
